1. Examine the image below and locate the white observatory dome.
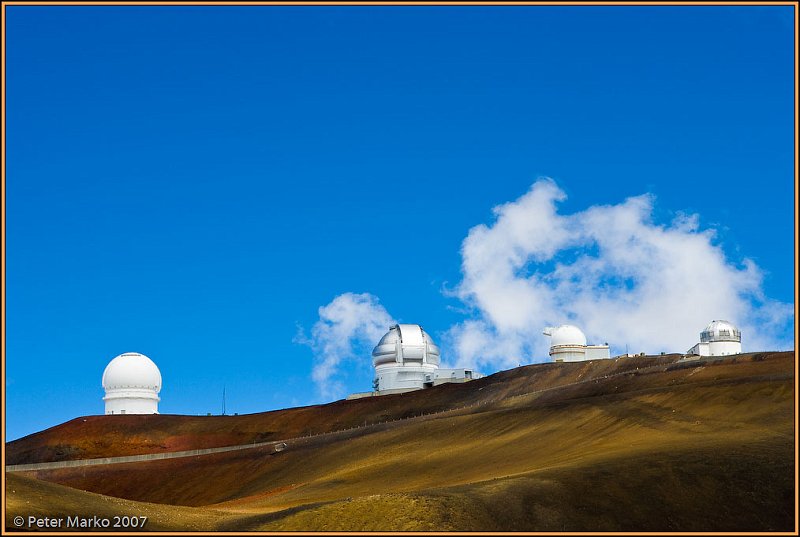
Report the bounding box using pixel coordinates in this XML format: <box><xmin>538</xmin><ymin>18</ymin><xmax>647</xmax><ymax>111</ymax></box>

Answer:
<box><xmin>102</xmin><ymin>352</ymin><xmax>161</xmax><ymax>415</ymax></box>
<box><xmin>548</xmin><ymin>325</ymin><xmax>587</xmax><ymax>348</ymax></box>
<box><xmin>542</xmin><ymin>324</ymin><xmax>609</xmax><ymax>362</ymax></box>
<box><xmin>102</xmin><ymin>352</ymin><xmax>162</xmax><ymax>391</ymax></box>
<box><xmin>700</xmin><ymin>320</ymin><xmax>741</xmax><ymax>343</ymax></box>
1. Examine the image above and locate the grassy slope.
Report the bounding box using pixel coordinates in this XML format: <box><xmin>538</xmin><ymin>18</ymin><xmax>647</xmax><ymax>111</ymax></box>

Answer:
<box><xmin>7</xmin><ymin>438</ymin><xmax>793</xmax><ymax>532</ymax></box>
<box><xmin>5</xmin><ymin>352</ymin><xmax>795</xmax><ymax>531</ymax></box>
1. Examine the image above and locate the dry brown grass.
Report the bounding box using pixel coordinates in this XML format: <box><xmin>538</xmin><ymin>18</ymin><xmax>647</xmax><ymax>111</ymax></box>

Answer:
<box><xmin>247</xmin><ymin>442</ymin><xmax>793</xmax><ymax>532</ymax></box>
<box><xmin>5</xmin><ymin>473</ymin><xmax>226</xmax><ymax>531</ymax></box>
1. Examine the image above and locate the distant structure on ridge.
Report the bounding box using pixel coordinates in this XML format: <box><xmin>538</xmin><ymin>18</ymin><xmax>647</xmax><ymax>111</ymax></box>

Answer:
<box><xmin>348</xmin><ymin>323</ymin><xmax>483</xmax><ymax>399</ymax></box>
<box><xmin>543</xmin><ymin>324</ymin><xmax>610</xmax><ymax>362</ymax></box>
<box><xmin>687</xmin><ymin>320</ymin><xmax>742</xmax><ymax>357</ymax></box>
<box><xmin>102</xmin><ymin>352</ymin><xmax>162</xmax><ymax>415</ymax></box>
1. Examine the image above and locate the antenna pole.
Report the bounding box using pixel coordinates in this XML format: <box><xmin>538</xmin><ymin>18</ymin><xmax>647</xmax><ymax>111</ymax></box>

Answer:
<box><xmin>222</xmin><ymin>385</ymin><xmax>226</xmax><ymax>416</ymax></box>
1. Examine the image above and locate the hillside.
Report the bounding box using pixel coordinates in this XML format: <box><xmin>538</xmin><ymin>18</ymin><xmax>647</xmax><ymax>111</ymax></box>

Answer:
<box><xmin>8</xmin><ymin>353</ymin><xmax>684</xmax><ymax>464</ymax></box>
<box><xmin>4</xmin><ymin>351</ymin><xmax>796</xmax><ymax>531</ymax></box>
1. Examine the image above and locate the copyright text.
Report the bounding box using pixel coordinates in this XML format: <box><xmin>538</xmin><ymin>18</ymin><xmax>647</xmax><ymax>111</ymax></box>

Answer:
<box><xmin>16</xmin><ymin>515</ymin><xmax>148</xmax><ymax>529</ymax></box>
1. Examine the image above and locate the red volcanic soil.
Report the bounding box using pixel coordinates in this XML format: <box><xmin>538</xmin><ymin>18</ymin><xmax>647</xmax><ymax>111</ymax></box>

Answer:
<box><xmin>6</xmin><ymin>352</ymin><xmax>791</xmax><ymax>465</ymax></box>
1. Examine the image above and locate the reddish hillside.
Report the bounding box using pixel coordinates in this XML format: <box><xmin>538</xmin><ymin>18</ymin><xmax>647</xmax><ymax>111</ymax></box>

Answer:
<box><xmin>7</xmin><ymin>353</ymin><xmax>689</xmax><ymax>464</ymax></box>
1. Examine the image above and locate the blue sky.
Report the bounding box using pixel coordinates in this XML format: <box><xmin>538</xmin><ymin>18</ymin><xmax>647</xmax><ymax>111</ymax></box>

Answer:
<box><xmin>5</xmin><ymin>5</ymin><xmax>795</xmax><ymax>441</ymax></box>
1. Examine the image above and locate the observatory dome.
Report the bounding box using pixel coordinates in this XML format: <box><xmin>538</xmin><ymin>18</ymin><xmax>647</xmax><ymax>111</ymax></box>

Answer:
<box><xmin>543</xmin><ymin>324</ymin><xmax>609</xmax><ymax>362</ymax></box>
<box><xmin>372</xmin><ymin>324</ymin><xmax>440</xmax><ymax>367</ymax></box>
<box><xmin>102</xmin><ymin>352</ymin><xmax>162</xmax><ymax>391</ymax></box>
<box><xmin>361</xmin><ymin>323</ymin><xmax>483</xmax><ymax>395</ymax></box>
<box><xmin>700</xmin><ymin>320</ymin><xmax>741</xmax><ymax>343</ymax></box>
<box><xmin>102</xmin><ymin>352</ymin><xmax>162</xmax><ymax>415</ymax></box>
<box><xmin>687</xmin><ymin>320</ymin><xmax>742</xmax><ymax>357</ymax></box>
<box><xmin>548</xmin><ymin>325</ymin><xmax>587</xmax><ymax>348</ymax></box>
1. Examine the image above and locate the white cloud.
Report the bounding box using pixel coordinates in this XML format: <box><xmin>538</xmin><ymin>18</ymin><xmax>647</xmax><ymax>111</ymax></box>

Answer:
<box><xmin>302</xmin><ymin>178</ymin><xmax>793</xmax><ymax>389</ymax></box>
<box><xmin>296</xmin><ymin>292</ymin><xmax>395</xmax><ymax>399</ymax></box>
<box><xmin>444</xmin><ymin>178</ymin><xmax>794</xmax><ymax>370</ymax></box>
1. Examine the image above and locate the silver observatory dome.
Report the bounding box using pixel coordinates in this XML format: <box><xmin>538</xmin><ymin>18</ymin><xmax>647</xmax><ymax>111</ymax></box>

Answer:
<box><xmin>700</xmin><ymin>320</ymin><xmax>741</xmax><ymax>343</ymax></box>
<box><xmin>372</xmin><ymin>324</ymin><xmax>440</xmax><ymax>367</ymax></box>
